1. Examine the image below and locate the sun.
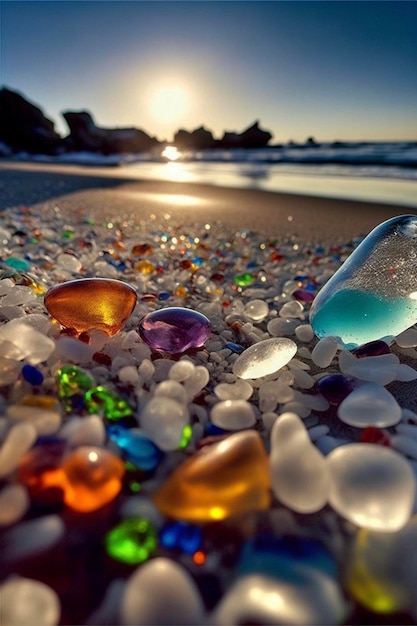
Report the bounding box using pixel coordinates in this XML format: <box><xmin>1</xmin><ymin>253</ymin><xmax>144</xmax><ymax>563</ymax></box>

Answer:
<box><xmin>149</xmin><ymin>84</ymin><xmax>190</xmax><ymax>125</ymax></box>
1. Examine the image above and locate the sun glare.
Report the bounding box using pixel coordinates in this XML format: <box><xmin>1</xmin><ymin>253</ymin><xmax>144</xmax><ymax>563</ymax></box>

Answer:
<box><xmin>149</xmin><ymin>84</ymin><xmax>190</xmax><ymax>125</ymax></box>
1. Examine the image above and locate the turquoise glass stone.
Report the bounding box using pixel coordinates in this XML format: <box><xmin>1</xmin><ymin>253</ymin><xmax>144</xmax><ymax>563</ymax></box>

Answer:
<box><xmin>310</xmin><ymin>215</ymin><xmax>417</xmax><ymax>348</ymax></box>
<box><xmin>107</xmin><ymin>425</ymin><xmax>163</xmax><ymax>471</ymax></box>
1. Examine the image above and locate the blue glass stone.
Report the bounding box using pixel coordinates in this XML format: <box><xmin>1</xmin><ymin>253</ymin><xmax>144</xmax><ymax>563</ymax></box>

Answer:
<box><xmin>238</xmin><ymin>534</ymin><xmax>337</xmax><ymax>580</ymax></box>
<box><xmin>225</xmin><ymin>342</ymin><xmax>245</xmax><ymax>354</ymax></box>
<box><xmin>204</xmin><ymin>422</ymin><xmax>227</xmax><ymax>437</ymax></box>
<box><xmin>315</xmin><ymin>374</ymin><xmax>354</xmax><ymax>405</ymax></box>
<box><xmin>310</xmin><ymin>215</ymin><xmax>417</xmax><ymax>348</ymax></box>
<box><xmin>159</xmin><ymin>521</ymin><xmax>203</xmax><ymax>554</ymax></box>
<box><xmin>21</xmin><ymin>364</ymin><xmax>44</xmax><ymax>386</ymax></box>
<box><xmin>107</xmin><ymin>425</ymin><xmax>163</xmax><ymax>471</ymax></box>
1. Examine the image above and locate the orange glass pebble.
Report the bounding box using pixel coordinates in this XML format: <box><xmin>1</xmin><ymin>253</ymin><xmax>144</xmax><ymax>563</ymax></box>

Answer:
<box><xmin>44</xmin><ymin>278</ymin><xmax>137</xmax><ymax>336</ymax></box>
<box><xmin>62</xmin><ymin>446</ymin><xmax>125</xmax><ymax>513</ymax></box>
<box><xmin>18</xmin><ymin>441</ymin><xmax>67</xmax><ymax>505</ymax></box>
<box><xmin>153</xmin><ymin>430</ymin><xmax>271</xmax><ymax>523</ymax></box>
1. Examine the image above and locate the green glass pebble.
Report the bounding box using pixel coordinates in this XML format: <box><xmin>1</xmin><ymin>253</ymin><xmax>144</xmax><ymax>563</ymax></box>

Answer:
<box><xmin>179</xmin><ymin>424</ymin><xmax>193</xmax><ymax>449</ymax></box>
<box><xmin>234</xmin><ymin>273</ymin><xmax>254</xmax><ymax>287</ymax></box>
<box><xmin>105</xmin><ymin>517</ymin><xmax>158</xmax><ymax>565</ymax></box>
<box><xmin>84</xmin><ymin>385</ymin><xmax>133</xmax><ymax>420</ymax></box>
<box><xmin>5</xmin><ymin>257</ymin><xmax>31</xmax><ymax>271</ymax></box>
<box><xmin>57</xmin><ymin>365</ymin><xmax>95</xmax><ymax>399</ymax></box>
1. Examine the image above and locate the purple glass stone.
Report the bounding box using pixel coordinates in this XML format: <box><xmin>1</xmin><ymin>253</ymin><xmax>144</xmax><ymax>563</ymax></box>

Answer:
<box><xmin>352</xmin><ymin>340</ymin><xmax>392</xmax><ymax>358</ymax></box>
<box><xmin>315</xmin><ymin>374</ymin><xmax>354</xmax><ymax>405</ymax></box>
<box><xmin>138</xmin><ymin>307</ymin><xmax>211</xmax><ymax>354</ymax></box>
<box><xmin>292</xmin><ymin>289</ymin><xmax>316</xmax><ymax>303</ymax></box>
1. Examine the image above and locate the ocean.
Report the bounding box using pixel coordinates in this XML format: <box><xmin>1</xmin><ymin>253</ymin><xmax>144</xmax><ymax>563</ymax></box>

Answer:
<box><xmin>20</xmin><ymin>140</ymin><xmax>417</xmax><ymax>208</ymax></box>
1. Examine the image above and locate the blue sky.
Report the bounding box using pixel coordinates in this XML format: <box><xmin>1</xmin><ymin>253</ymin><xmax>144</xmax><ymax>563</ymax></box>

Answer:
<box><xmin>1</xmin><ymin>1</ymin><xmax>417</xmax><ymax>142</ymax></box>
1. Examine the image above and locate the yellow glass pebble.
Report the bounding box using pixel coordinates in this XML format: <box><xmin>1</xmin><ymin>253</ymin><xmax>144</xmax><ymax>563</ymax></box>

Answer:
<box><xmin>44</xmin><ymin>278</ymin><xmax>137</xmax><ymax>336</ymax></box>
<box><xmin>153</xmin><ymin>430</ymin><xmax>271</xmax><ymax>522</ymax></box>
<box><xmin>134</xmin><ymin>260</ymin><xmax>155</xmax><ymax>275</ymax></box>
<box><xmin>175</xmin><ymin>285</ymin><xmax>188</xmax><ymax>297</ymax></box>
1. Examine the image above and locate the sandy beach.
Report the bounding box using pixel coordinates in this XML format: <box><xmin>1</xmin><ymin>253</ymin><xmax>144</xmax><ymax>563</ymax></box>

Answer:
<box><xmin>1</xmin><ymin>161</ymin><xmax>417</xmax><ymax>625</ymax></box>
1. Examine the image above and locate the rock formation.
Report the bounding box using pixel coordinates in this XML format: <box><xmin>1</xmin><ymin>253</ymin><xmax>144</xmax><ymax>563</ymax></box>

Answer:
<box><xmin>173</xmin><ymin>126</ymin><xmax>216</xmax><ymax>150</ymax></box>
<box><xmin>62</xmin><ymin>111</ymin><xmax>160</xmax><ymax>154</ymax></box>
<box><xmin>220</xmin><ymin>120</ymin><xmax>272</xmax><ymax>149</ymax></box>
<box><xmin>0</xmin><ymin>87</ymin><xmax>63</xmax><ymax>155</ymax></box>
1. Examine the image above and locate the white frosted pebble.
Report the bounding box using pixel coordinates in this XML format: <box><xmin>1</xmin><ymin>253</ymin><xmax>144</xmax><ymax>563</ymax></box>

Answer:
<box><xmin>0</xmin><ymin>278</ymin><xmax>14</xmax><ymax>294</ymax></box>
<box><xmin>210</xmin><ymin>399</ymin><xmax>256</xmax><ymax>430</ymax></box>
<box><xmin>395</xmin><ymin>364</ymin><xmax>417</xmax><ymax>382</ymax></box>
<box><xmin>270</xmin><ymin>412</ymin><xmax>330</xmax><ymax>513</ymax></box>
<box><xmin>311</xmin><ymin>336</ymin><xmax>339</xmax><ymax>368</ymax></box>
<box><xmin>2</xmin><ymin>285</ymin><xmax>36</xmax><ymax>306</ymax></box>
<box><xmin>211</xmin><ymin>571</ymin><xmax>346</xmax><ymax>626</ymax></box>
<box><xmin>261</xmin><ymin>411</ymin><xmax>278</xmax><ymax>431</ymax></box>
<box><xmin>279</xmin><ymin>300</ymin><xmax>304</xmax><ymax>319</ymax></box>
<box><xmin>338</xmin><ymin>382</ymin><xmax>401</xmax><ymax>428</ymax></box>
<box><xmin>183</xmin><ymin>365</ymin><xmax>210</xmax><ymax>398</ymax></box>
<box><xmin>0</xmin><ymin>484</ymin><xmax>29</xmax><ymax>526</ymax></box>
<box><xmin>281</xmin><ymin>401</ymin><xmax>311</xmax><ymax>418</ymax></box>
<box><xmin>120</xmin><ymin>557</ymin><xmax>205</xmax><ymax>625</ymax></box>
<box><xmin>60</xmin><ymin>415</ymin><xmax>105</xmax><ymax>448</ymax></box>
<box><xmin>243</xmin><ymin>299</ymin><xmax>269</xmax><ymax>322</ymax></box>
<box><xmin>327</xmin><ymin>443</ymin><xmax>415</xmax><ymax>530</ymax></box>
<box><xmin>0</xmin><ymin>515</ymin><xmax>65</xmax><ymax>564</ymax></box>
<box><xmin>391</xmin><ymin>435</ymin><xmax>417</xmax><ymax>460</ymax></box>
<box><xmin>278</xmin><ymin>370</ymin><xmax>294</xmax><ymax>386</ymax></box>
<box><xmin>401</xmin><ymin>408</ymin><xmax>417</xmax><ymax>424</ymax></box>
<box><xmin>308</xmin><ymin>424</ymin><xmax>330</xmax><ymax>442</ymax></box>
<box><xmin>295</xmin><ymin>323</ymin><xmax>315</xmax><ymax>342</ymax></box>
<box><xmin>267</xmin><ymin>317</ymin><xmax>299</xmax><ymax>336</ymax></box>
<box><xmin>396</xmin><ymin>422</ymin><xmax>417</xmax><ymax>440</ymax></box>
<box><xmin>298</xmin><ymin>393</ymin><xmax>330</xmax><ymax>411</ymax></box>
<box><xmin>118</xmin><ymin>365</ymin><xmax>140</xmax><ymax>385</ymax></box>
<box><xmin>275</xmin><ymin>383</ymin><xmax>295</xmax><ymax>403</ymax></box>
<box><xmin>0</xmin><ymin>356</ymin><xmax>23</xmax><ymax>385</ymax></box>
<box><xmin>168</xmin><ymin>359</ymin><xmax>195</xmax><ymax>382</ymax></box>
<box><xmin>54</xmin><ymin>336</ymin><xmax>95</xmax><ymax>364</ymax></box>
<box><xmin>396</xmin><ymin>327</ymin><xmax>417</xmax><ymax>348</ymax></box>
<box><xmin>0</xmin><ymin>576</ymin><xmax>60</xmax><ymax>626</ymax></box>
<box><xmin>154</xmin><ymin>379</ymin><xmax>188</xmax><ymax>405</ymax></box>
<box><xmin>339</xmin><ymin>351</ymin><xmax>400</xmax><ymax>385</ymax></box>
<box><xmin>233</xmin><ymin>338</ymin><xmax>297</xmax><ymax>380</ymax></box>
<box><xmin>214</xmin><ymin>379</ymin><xmax>253</xmax><ymax>401</ymax></box>
<box><xmin>291</xmin><ymin>368</ymin><xmax>315</xmax><ymax>389</ymax></box>
<box><xmin>7</xmin><ymin>405</ymin><xmax>61</xmax><ymax>436</ymax></box>
<box><xmin>288</xmin><ymin>358</ymin><xmax>310</xmax><ymax>371</ymax></box>
<box><xmin>0</xmin><ymin>320</ymin><xmax>55</xmax><ymax>365</ymax></box>
<box><xmin>57</xmin><ymin>252</ymin><xmax>82</xmax><ymax>272</ymax></box>
<box><xmin>139</xmin><ymin>396</ymin><xmax>189</xmax><ymax>451</ymax></box>
<box><xmin>138</xmin><ymin>359</ymin><xmax>155</xmax><ymax>381</ymax></box>
<box><xmin>0</xmin><ymin>422</ymin><xmax>37</xmax><ymax>478</ymax></box>
<box><xmin>258</xmin><ymin>380</ymin><xmax>281</xmax><ymax>412</ymax></box>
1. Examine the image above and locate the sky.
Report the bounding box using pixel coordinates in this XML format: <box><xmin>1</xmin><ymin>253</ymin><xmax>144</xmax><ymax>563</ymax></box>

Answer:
<box><xmin>1</xmin><ymin>0</ymin><xmax>417</xmax><ymax>143</ymax></box>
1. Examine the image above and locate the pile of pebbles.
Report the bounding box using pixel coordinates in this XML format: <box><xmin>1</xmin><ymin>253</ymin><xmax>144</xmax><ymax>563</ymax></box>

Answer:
<box><xmin>1</xmin><ymin>200</ymin><xmax>417</xmax><ymax>625</ymax></box>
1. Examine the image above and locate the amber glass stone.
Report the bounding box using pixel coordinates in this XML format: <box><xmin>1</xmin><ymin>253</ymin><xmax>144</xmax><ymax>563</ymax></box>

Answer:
<box><xmin>44</xmin><ymin>278</ymin><xmax>137</xmax><ymax>336</ymax></box>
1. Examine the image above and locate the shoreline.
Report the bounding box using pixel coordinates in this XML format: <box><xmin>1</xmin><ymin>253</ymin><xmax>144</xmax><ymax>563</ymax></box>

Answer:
<box><xmin>1</xmin><ymin>160</ymin><xmax>415</xmax><ymax>246</ymax></box>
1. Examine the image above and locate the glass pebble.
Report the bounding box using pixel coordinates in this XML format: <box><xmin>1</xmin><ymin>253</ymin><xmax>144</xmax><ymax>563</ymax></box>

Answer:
<box><xmin>270</xmin><ymin>412</ymin><xmax>330</xmax><ymax>513</ymax></box>
<box><xmin>44</xmin><ymin>277</ymin><xmax>137</xmax><ymax>336</ymax></box>
<box><xmin>0</xmin><ymin>318</ymin><xmax>55</xmax><ymax>365</ymax></box>
<box><xmin>327</xmin><ymin>443</ymin><xmax>415</xmax><ymax>530</ymax></box>
<box><xmin>214</xmin><ymin>379</ymin><xmax>253</xmax><ymax>401</ymax></box>
<box><xmin>210</xmin><ymin>399</ymin><xmax>256</xmax><ymax>430</ymax></box>
<box><xmin>21</xmin><ymin>364</ymin><xmax>44</xmax><ymax>385</ymax></box>
<box><xmin>153</xmin><ymin>430</ymin><xmax>270</xmax><ymax>522</ymax></box>
<box><xmin>0</xmin><ymin>484</ymin><xmax>30</xmax><ymax>526</ymax></box>
<box><xmin>311</xmin><ymin>336</ymin><xmax>339</xmax><ymax>368</ymax></box>
<box><xmin>139</xmin><ymin>396</ymin><xmax>189</xmax><ymax>451</ymax></box>
<box><xmin>0</xmin><ymin>576</ymin><xmax>61</xmax><ymax>626</ymax></box>
<box><xmin>105</xmin><ymin>517</ymin><xmax>158</xmax><ymax>565</ymax></box>
<box><xmin>5</xmin><ymin>257</ymin><xmax>30</xmax><ymax>271</ymax></box>
<box><xmin>168</xmin><ymin>359</ymin><xmax>195</xmax><ymax>382</ymax></box>
<box><xmin>360</xmin><ymin>425</ymin><xmax>390</xmax><ymax>446</ymax></box>
<box><xmin>233</xmin><ymin>338</ymin><xmax>297</xmax><ymax>379</ymax></box>
<box><xmin>234</xmin><ymin>273</ymin><xmax>254</xmax><ymax>287</ymax></box>
<box><xmin>138</xmin><ymin>307</ymin><xmax>211</xmax><ymax>354</ymax></box>
<box><xmin>345</xmin><ymin>516</ymin><xmax>417</xmax><ymax>614</ymax></box>
<box><xmin>310</xmin><ymin>215</ymin><xmax>417</xmax><ymax>348</ymax></box>
<box><xmin>107</xmin><ymin>425</ymin><xmax>163</xmax><ymax>471</ymax></box>
<box><xmin>337</xmin><ymin>382</ymin><xmax>401</xmax><ymax>428</ymax></box>
<box><xmin>292</xmin><ymin>288</ymin><xmax>316</xmax><ymax>302</ymax></box>
<box><xmin>339</xmin><ymin>350</ymin><xmax>400</xmax><ymax>385</ymax></box>
<box><xmin>57</xmin><ymin>364</ymin><xmax>95</xmax><ymax>399</ymax></box>
<box><xmin>17</xmin><ymin>440</ymin><xmax>67</xmax><ymax>504</ymax></box>
<box><xmin>62</xmin><ymin>446</ymin><xmax>125</xmax><ymax>512</ymax></box>
<box><xmin>244</xmin><ymin>299</ymin><xmax>269</xmax><ymax>322</ymax></box>
<box><xmin>315</xmin><ymin>374</ymin><xmax>354</xmax><ymax>405</ymax></box>
<box><xmin>0</xmin><ymin>422</ymin><xmax>37</xmax><ymax>479</ymax></box>
<box><xmin>352</xmin><ymin>339</ymin><xmax>392</xmax><ymax>357</ymax></box>
<box><xmin>134</xmin><ymin>260</ymin><xmax>155</xmax><ymax>274</ymax></box>
<box><xmin>84</xmin><ymin>386</ymin><xmax>133</xmax><ymax>420</ymax></box>
<box><xmin>159</xmin><ymin>520</ymin><xmax>202</xmax><ymax>554</ymax></box>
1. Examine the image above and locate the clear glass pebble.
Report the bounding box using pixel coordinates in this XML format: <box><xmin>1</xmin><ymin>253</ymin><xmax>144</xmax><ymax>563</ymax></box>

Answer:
<box><xmin>0</xmin><ymin>484</ymin><xmax>29</xmax><ymax>526</ymax></box>
<box><xmin>0</xmin><ymin>319</ymin><xmax>55</xmax><ymax>365</ymax></box>
<box><xmin>233</xmin><ymin>337</ymin><xmax>297</xmax><ymax>379</ymax></box>
<box><xmin>0</xmin><ymin>576</ymin><xmax>61</xmax><ymax>626</ymax></box>
<box><xmin>210</xmin><ymin>399</ymin><xmax>256</xmax><ymax>430</ymax></box>
<box><xmin>214</xmin><ymin>379</ymin><xmax>253</xmax><ymax>401</ymax></box>
<box><xmin>310</xmin><ymin>215</ymin><xmax>417</xmax><ymax>348</ymax></box>
<box><xmin>139</xmin><ymin>396</ymin><xmax>189</xmax><ymax>450</ymax></box>
<box><xmin>243</xmin><ymin>299</ymin><xmax>269</xmax><ymax>322</ymax></box>
<box><xmin>337</xmin><ymin>382</ymin><xmax>402</xmax><ymax>428</ymax></box>
<box><xmin>327</xmin><ymin>443</ymin><xmax>415</xmax><ymax>530</ymax></box>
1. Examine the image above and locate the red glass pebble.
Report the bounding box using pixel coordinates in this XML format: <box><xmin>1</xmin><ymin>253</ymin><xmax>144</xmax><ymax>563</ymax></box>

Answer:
<box><xmin>360</xmin><ymin>425</ymin><xmax>391</xmax><ymax>447</ymax></box>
